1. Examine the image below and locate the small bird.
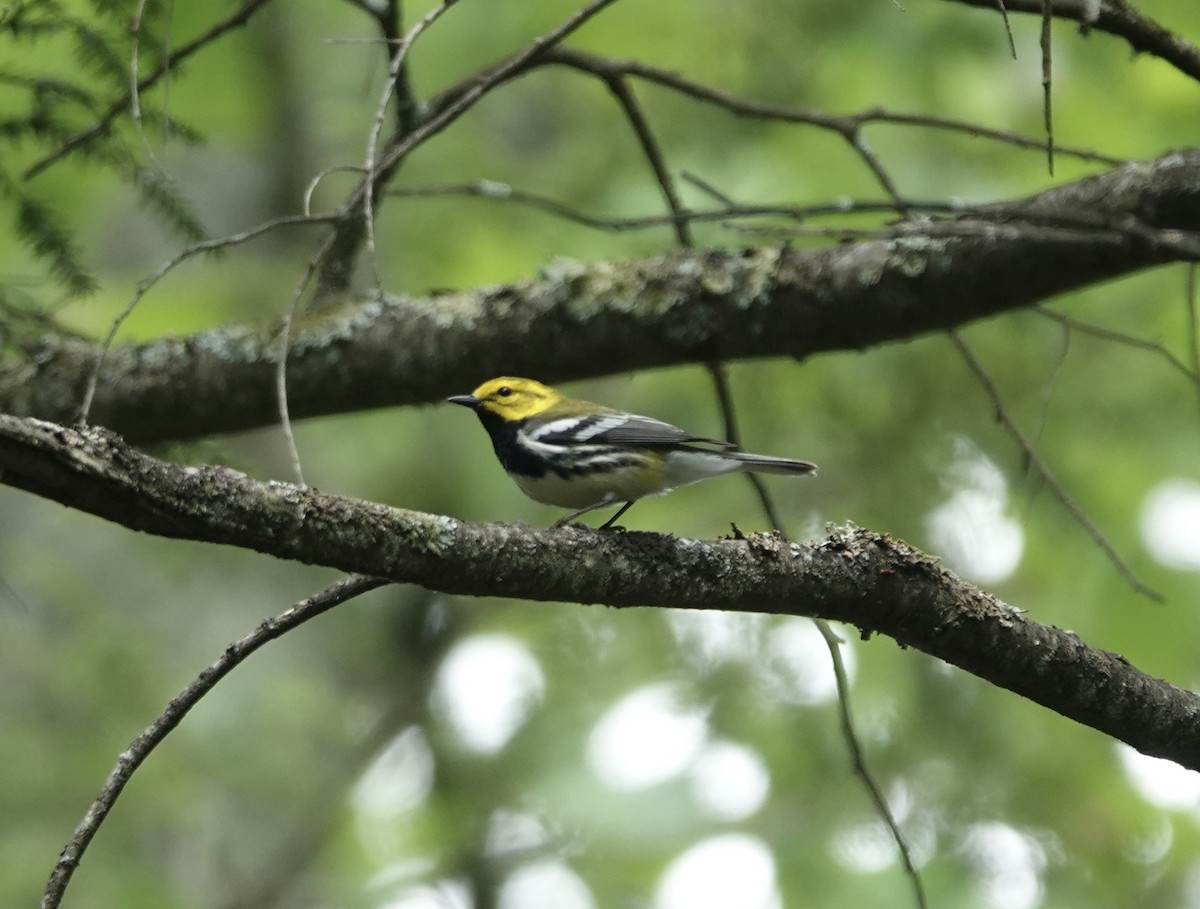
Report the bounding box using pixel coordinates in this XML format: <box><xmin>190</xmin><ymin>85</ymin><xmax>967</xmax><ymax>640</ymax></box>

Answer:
<box><xmin>448</xmin><ymin>377</ymin><xmax>817</xmax><ymax>528</ymax></box>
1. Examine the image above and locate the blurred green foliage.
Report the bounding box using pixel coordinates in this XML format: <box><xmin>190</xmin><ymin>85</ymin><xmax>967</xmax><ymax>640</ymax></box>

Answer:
<box><xmin>2</xmin><ymin>1</ymin><xmax>1200</xmax><ymax>908</ymax></box>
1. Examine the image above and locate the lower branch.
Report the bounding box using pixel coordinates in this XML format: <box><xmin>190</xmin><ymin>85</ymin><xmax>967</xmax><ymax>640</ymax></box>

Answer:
<box><xmin>2</xmin><ymin>413</ymin><xmax>1197</xmax><ymax>768</ymax></box>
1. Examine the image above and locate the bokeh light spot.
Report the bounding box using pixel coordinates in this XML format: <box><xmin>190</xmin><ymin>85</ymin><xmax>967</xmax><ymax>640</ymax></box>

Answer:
<box><xmin>431</xmin><ymin>634</ymin><xmax>544</xmax><ymax>754</ymax></box>
<box><xmin>655</xmin><ymin>834</ymin><xmax>780</xmax><ymax>909</ymax></box>
<box><xmin>588</xmin><ymin>682</ymin><xmax>708</xmax><ymax>790</ymax></box>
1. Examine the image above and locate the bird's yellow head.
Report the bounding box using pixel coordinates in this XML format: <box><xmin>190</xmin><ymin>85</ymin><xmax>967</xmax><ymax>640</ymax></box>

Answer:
<box><xmin>448</xmin><ymin>377</ymin><xmax>564</xmax><ymax>421</ymax></box>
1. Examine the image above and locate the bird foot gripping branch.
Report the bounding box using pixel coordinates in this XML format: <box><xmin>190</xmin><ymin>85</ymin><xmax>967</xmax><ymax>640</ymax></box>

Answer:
<box><xmin>449</xmin><ymin>377</ymin><xmax>816</xmax><ymax>528</ymax></box>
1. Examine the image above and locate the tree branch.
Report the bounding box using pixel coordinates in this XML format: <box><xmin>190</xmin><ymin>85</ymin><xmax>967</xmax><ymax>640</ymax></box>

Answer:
<box><xmin>3</xmin><ymin>150</ymin><xmax>1198</xmax><ymax>442</ymax></box>
<box><xmin>2</xmin><ymin>413</ymin><xmax>1198</xmax><ymax>770</ymax></box>
<box><xmin>38</xmin><ymin>573</ymin><xmax>388</xmax><ymax>909</ymax></box>
<box><xmin>947</xmin><ymin>0</ymin><xmax>1200</xmax><ymax>83</ymax></box>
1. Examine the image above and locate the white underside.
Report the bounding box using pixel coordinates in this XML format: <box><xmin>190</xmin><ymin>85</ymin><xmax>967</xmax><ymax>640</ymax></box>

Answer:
<box><xmin>514</xmin><ymin>450</ymin><xmax>747</xmax><ymax>509</ymax></box>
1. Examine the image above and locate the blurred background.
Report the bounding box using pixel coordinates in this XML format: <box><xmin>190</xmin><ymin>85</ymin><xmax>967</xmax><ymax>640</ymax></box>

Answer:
<box><xmin>2</xmin><ymin>1</ymin><xmax>1200</xmax><ymax>907</ymax></box>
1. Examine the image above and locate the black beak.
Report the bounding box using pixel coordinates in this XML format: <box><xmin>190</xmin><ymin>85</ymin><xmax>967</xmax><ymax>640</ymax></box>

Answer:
<box><xmin>447</xmin><ymin>394</ymin><xmax>480</xmax><ymax>408</ymax></box>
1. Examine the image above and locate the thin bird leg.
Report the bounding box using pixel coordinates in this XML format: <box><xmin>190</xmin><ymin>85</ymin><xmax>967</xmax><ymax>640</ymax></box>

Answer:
<box><xmin>599</xmin><ymin>501</ymin><xmax>636</xmax><ymax>530</ymax></box>
<box><xmin>552</xmin><ymin>494</ymin><xmax>622</xmax><ymax>527</ymax></box>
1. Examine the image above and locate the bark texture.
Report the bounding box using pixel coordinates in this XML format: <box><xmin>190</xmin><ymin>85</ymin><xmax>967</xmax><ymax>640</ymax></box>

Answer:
<box><xmin>2</xmin><ymin>150</ymin><xmax>1198</xmax><ymax>443</ymax></box>
<box><xmin>2</xmin><ymin>413</ymin><xmax>1197</xmax><ymax>769</ymax></box>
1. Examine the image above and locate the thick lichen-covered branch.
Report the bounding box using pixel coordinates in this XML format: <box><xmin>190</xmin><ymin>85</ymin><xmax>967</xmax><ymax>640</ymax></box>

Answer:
<box><xmin>1</xmin><ymin>150</ymin><xmax>1198</xmax><ymax>443</ymax></box>
<box><xmin>2</xmin><ymin>412</ymin><xmax>1197</xmax><ymax>769</ymax></box>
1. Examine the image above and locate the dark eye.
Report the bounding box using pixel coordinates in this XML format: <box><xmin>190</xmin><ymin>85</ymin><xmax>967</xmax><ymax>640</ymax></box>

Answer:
<box><xmin>497</xmin><ymin>386</ymin><xmax>513</xmax><ymax>397</ymax></box>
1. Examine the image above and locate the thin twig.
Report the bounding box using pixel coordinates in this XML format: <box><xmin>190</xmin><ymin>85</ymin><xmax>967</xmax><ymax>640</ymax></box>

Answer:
<box><xmin>1034</xmin><ymin>305</ymin><xmax>1200</xmax><ymax>393</ymax></box>
<box><xmin>600</xmin><ymin>74</ymin><xmax>693</xmax><ymax>247</ymax></box>
<box><xmin>273</xmin><ymin>227</ymin><xmax>346</xmax><ymax>485</ymax></box>
<box><xmin>812</xmin><ymin>615</ymin><xmax>929</xmax><ymax>909</ymax></box>
<box><xmin>77</xmin><ymin>211</ymin><xmax>339</xmax><ymax>426</ymax></box>
<box><xmin>843</xmin><ymin>127</ymin><xmax>907</xmax><ymax>210</ymax></box>
<box><xmin>306</xmin><ymin>0</ymin><xmax>626</xmax><ymax>458</ymax></box>
<box><xmin>1187</xmin><ymin>266</ymin><xmax>1200</xmax><ymax>420</ymax></box>
<box><xmin>390</xmin><ymin>180</ymin><xmax>960</xmax><ymax>231</ymax></box>
<box><xmin>38</xmin><ymin>574</ymin><xmax>389</xmax><ymax>909</ymax></box>
<box><xmin>1030</xmin><ymin>307</ymin><xmax>1071</xmax><ymax>451</ymax></box>
<box><xmin>159</xmin><ymin>0</ymin><xmax>175</xmax><ymax>147</ymax></box>
<box><xmin>706</xmin><ymin>363</ymin><xmax>786</xmax><ymax>531</ymax></box>
<box><xmin>315</xmin><ymin>0</ymin><xmax>624</xmax><ymax>297</ymax></box>
<box><xmin>950</xmin><ymin>330</ymin><xmax>1162</xmax><ymax>602</ymax></box>
<box><xmin>130</xmin><ymin>0</ymin><xmax>165</xmax><ymax>171</ymax></box>
<box><xmin>380</xmin><ymin>0</ymin><xmax>421</xmax><ymax>136</ymax></box>
<box><xmin>704</xmin><ymin>365</ymin><xmax>929</xmax><ymax>909</ymax></box>
<box><xmin>304</xmin><ymin>164</ymin><xmax>368</xmax><ymax>216</ymax></box>
<box><xmin>947</xmin><ymin>0</ymin><xmax>1200</xmax><ymax>83</ymax></box>
<box><xmin>865</xmin><ymin>110</ymin><xmax>1116</xmax><ymax>164</ymax></box>
<box><xmin>993</xmin><ymin>0</ymin><xmax>1017</xmax><ymax>58</ymax></box>
<box><xmin>680</xmin><ymin>171</ymin><xmax>738</xmax><ymax>207</ymax></box>
<box><xmin>532</xmin><ymin>47</ymin><xmax>1120</xmax><ymax>171</ymax></box>
<box><xmin>372</xmin><ymin>0</ymin><xmax>625</xmax><ymax>177</ymax></box>
<box><xmin>361</xmin><ymin>0</ymin><xmax>458</xmax><ymax>291</ymax></box>
<box><xmin>1039</xmin><ymin>0</ymin><xmax>1055</xmax><ymax>176</ymax></box>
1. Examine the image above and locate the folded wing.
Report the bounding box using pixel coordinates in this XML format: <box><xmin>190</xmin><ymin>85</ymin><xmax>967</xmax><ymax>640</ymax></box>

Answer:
<box><xmin>529</xmin><ymin>411</ymin><xmax>732</xmax><ymax>449</ymax></box>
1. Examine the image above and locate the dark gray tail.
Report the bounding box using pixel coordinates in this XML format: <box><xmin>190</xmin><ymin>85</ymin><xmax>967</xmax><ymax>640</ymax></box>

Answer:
<box><xmin>728</xmin><ymin>451</ymin><xmax>817</xmax><ymax>476</ymax></box>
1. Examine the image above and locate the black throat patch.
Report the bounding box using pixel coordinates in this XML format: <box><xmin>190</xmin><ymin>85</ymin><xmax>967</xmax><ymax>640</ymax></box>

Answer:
<box><xmin>475</xmin><ymin>410</ymin><xmax>546</xmax><ymax>478</ymax></box>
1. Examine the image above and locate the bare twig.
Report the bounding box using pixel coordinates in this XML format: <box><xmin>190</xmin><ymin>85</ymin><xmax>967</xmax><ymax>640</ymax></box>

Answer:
<box><xmin>1187</xmin><ymin>266</ymin><xmax>1200</xmax><ymax>419</ymax></box>
<box><xmin>39</xmin><ymin>574</ymin><xmax>389</xmax><ymax>909</ymax></box>
<box><xmin>537</xmin><ymin>47</ymin><xmax>908</xmax><ymax>209</ymax></box>
<box><xmin>361</xmin><ymin>0</ymin><xmax>459</xmax><ymax>291</ymax></box>
<box><xmin>950</xmin><ymin>330</ymin><xmax>1162</xmax><ymax>601</ymax></box>
<box><xmin>680</xmin><ymin>171</ymin><xmax>739</xmax><ymax>207</ymax></box>
<box><xmin>946</xmin><ymin>0</ymin><xmax>1200</xmax><ymax>84</ymax></box>
<box><xmin>1034</xmin><ymin>305</ymin><xmax>1200</xmax><ymax>394</ymax></box>
<box><xmin>130</xmin><ymin>0</ymin><xmax>165</xmax><ymax>169</ymax></box>
<box><xmin>77</xmin><ymin>211</ymin><xmax>339</xmax><ymax>426</ymax></box>
<box><xmin>391</xmin><ymin>180</ymin><xmax>963</xmax><ymax>235</ymax></box>
<box><xmin>1039</xmin><ymin>0</ymin><xmax>1055</xmax><ymax>175</ymax></box>
<box><xmin>844</xmin><ymin>128</ymin><xmax>907</xmax><ymax>209</ymax></box>
<box><xmin>371</xmin><ymin>0</ymin><xmax>420</xmax><ymax>135</ymax></box>
<box><xmin>863</xmin><ymin>110</ymin><xmax>1117</xmax><ymax>164</ymax></box>
<box><xmin>367</xmin><ymin>0</ymin><xmax>623</xmax><ymax>181</ymax></box>
<box><xmin>1030</xmin><ymin>307</ymin><xmax>1071</xmax><ymax>451</ymax></box>
<box><xmin>704</xmin><ymin>365</ymin><xmax>929</xmax><ymax>909</ymax></box>
<box><xmin>993</xmin><ymin>0</ymin><xmax>1018</xmax><ymax>57</ymax></box>
<box><xmin>531</xmin><ymin>47</ymin><xmax>1120</xmax><ymax>173</ymax></box>
<box><xmin>706</xmin><ymin>364</ymin><xmax>786</xmax><ymax>532</ymax></box>
<box><xmin>304</xmin><ymin>165</ymin><xmax>368</xmax><ymax>216</ymax></box>
<box><xmin>273</xmin><ymin>227</ymin><xmax>346</xmax><ymax>485</ymax></box>
<box><xmin>599</xmin><ymin>74</ymin><xmax>693</xmax><ymax>246</ymax></box>
<box><xmin>813</xmin><ymin>617</ymin><xmax>929</xmax><ymax>909</ymax></box>
<box><xmin>314</xmin><ymin>0</ymin><xmax>624</xmax><ymax>297</ymax></box>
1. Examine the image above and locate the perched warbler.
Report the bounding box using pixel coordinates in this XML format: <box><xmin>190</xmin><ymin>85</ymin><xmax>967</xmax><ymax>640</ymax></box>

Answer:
<box><xmin>448</xmin><ymin>377</ymin><xmax>817</xmax><ymax>527</ymax></box>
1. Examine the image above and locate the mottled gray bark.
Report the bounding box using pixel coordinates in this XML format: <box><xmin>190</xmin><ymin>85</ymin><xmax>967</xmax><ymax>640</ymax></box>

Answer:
<box><xmin>3</xmin><ymin>150</ymin><xmax>1198</xmax><ymax>443</ymax></box>
<box><xmin>2</xmin><ymin>413</ymin><xmax>1197</xmax><ymax>770</ymax></box>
